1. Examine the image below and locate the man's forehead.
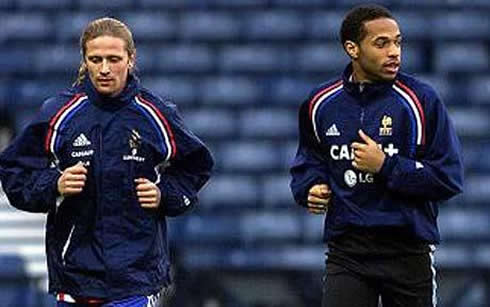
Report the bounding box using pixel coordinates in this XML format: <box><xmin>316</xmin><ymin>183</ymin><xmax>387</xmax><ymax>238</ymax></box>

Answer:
<box><xmin>363</xmin><ymin>18</ymin><xmax>401</xmax><ymax>39</ymax></box>
<box><xmin>85</xmin><ymin>36</ymin><xmax>127</xmax><ymax>54</ymax></box>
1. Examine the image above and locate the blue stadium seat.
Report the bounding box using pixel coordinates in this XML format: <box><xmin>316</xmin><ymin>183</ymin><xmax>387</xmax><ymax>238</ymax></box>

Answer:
<box><xmin>201</xmin><ymin>77</ymin><xmax>260</xmax><ymax>106</ymax></box>
<box><xmin>0</xmin><ymin>49</ymin><xmax>35</xmax><ymax>74</ymax></box>
<box><xmin>243</xmin><ymin>12</ymin><xmax>306</xmax><ymax>40</ymax></box>
<box><xmin>220</xmin><ymin>46</ymin><xmax>289</xmax><ymax>72</ymax></box>
<box><xmin>55</xmin><ymin>13</ymin><xmax>93</xmax><ymax>41</ymax></box>
<box><xmin>271</xmin><ymin>0</ymin><xmax>328</xmax><ymax>7</ymax></box>
<box><xmin>435</xmin><ymin>245</ymin><xmax>473</xmax><ymax>268</ymax></box>
<box><xmin>0</xmin><ymin>13</ymin><xmax>51</xmax><ymax>42</ymax></box>
<box><xmin>16</xmin><ymin>80</ymin><xmax>65</xmax><ymax>107</ymax></box>
<box><xmin>416</xmin><ymin>75</ymin><xmax>454</xmax><ymax>106</ymax></box>
<box><xmin>439</xmin><ymin>209</ymin><xmax>490</xmax><ymax>240</ymax></box>
<box><xmin>467</xmin><ymin>76</ymin><xmax>490</xmax><ymax>105</ymax></box>
<box><xmin>238</xmin><ymin>109</ymin><xmax>297</xmax><ymax>138</ymax></box>
<box><xmin>156</xmin><ymin>45</ymin><xmax>214</xmax><ymax>73</ymax></box>
<box><xmin>143</xmin><ymin>77</ymin><xmax>197</xmax><ymax>106</ymax></box>
<box><xmin>184</xmin><ymin>109</ymin><xmax>236</xmax><ymax>139</ymax></box>
<box><xmin>474</xmin><ymin>245</ymin><xmax>490</xmax><ymax>268</ymax></box>
<box><xmin>281</xmin><ymin>141</ymin><xmax>299</xmax><ymax>170</ymax></box>
<box><xmin>400</xmin><ymin>43</ymin><xmax>425</xmax><ymax>73</ymax></box>
<box><xmin>393</xmin><ymin>11</ymin><xmax>431</xmax><ymax>39</ymax></box>
<box><xmin>139</xmin><ymin>0</ymin><xmax>198</xmax><ymax>8</ymax></box>
<box><xmin>206</xmin><ymin>0</ymin><xmax>267</xmax><ymax>7</ymax></box>
<box><xmin>450</xmin><ymin>108</ymin><xmax>490</xmax><ymax>137</ymax></box>
<box><xmin>398</xmin><ymin>0</ymin><xmax>456</xmax><ymax>6</ymax></box>
<box><xmin>308</xmin><ymin>11</ymin><xmax>343</xmax><ymax>40</ymax></box>
<box><xmin>302</xmin><ymin>213</ymin><xmax>324</xmax><ymax>242</ymax></box>
<box><xmin>0</xmin><ymin>254</ymin><xmax>38</xmax><ymax>307</ymax></box>
<box><xmin>198</xmin><ymin>175</ymin><xmax>259</xmax><ymax>208</ymax></box>
<box><xmin>336</xmin><ymin>0</ymin><xmax>395</xmax><ymax>6</ymax></box>
<box><xmin>131</xmin><ymin>45</ymin><xmax>157</xmax><ymax>75</ymax></box>
<box><xmin>296</xmin><ymin>43</ymin><xmax>348</xmax><ymax>73</ymax></box>
<box><xmin>34</xmin><ymin>45</ymin><xmax>79</xmax><ymax>74</ymax></box>
<box><xmin>179</xmin><ymin>215</ymin><xmax>242</xmax><ymax>243</ymax></box>
<box><xmin>463</xmin><ymin>175</ymin><xmax>490</xmax><ymax>206</ymax></box>
<box><xmin>262</xmin><ymin>175</ymin><xmax>295</xmax><ymax>208</ymax></box>
<box><xmin>0</xmin><ymin>0</ymin><xmax>13</xmax><ymax>8</ymax></box>
<box><xmin>78</xmin><ymin>0</ymin><xmax>133</xmax><ymax>9</ymax></box>
<box><xmin>121</xmin><ymin>13</ymin><xmax>175</xmax><ymax>40</ymax></box>
<box><xmin>16</xmin><ymin>0</ymin><xmax>71</xmax><ymax>9</ymax></box>
<box><xmin>432</xmin><ymin>12</ymin><xmax>489</xmax><ymax>39</ymax></box>
<box><xmin>179</xmin><ymin>12</ymin><xmax>240</xmax><ymax>41</ymax></box>
<box><xmin>434</xmin><ymin>43</ymin><xmax>489</xmax><ymax>73</ymax></box>
<box><xmin>182</xmin><ymin>245</ymin><xmax>326</xmax><ymax>270</ymax></box>
<box><xmin>269</xmin><ymin>78</ymin><xmax>316</xmax><ymax>106</ymax></box>
<box><xmin>462</xmin><ymin>141</ymin><xmax>490</xmax><ymax>174</ymax></box>
<box><xmin>220</xmin><ymin>141</ymin><xmax>281</xmax><ymax>172</ymax></box>
<box><xmin>240</xmin><ymin>212</ymin><xmax>302</xmax><ymax>242</ymax></box>
<box><xmin>0</xmin><ymin>82</ymin><xmax>11</xmax><ymax>109</ymax></box>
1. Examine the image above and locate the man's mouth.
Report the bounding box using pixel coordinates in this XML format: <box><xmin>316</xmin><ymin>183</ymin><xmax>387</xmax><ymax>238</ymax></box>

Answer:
<box><xmin>383</xmin><ymin>62</ymin><xmax>400</xmax><ymax>73</ymax></box>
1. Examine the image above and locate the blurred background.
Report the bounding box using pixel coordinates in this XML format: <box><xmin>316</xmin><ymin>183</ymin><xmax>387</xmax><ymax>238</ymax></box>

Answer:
<box><xmin>0</xmin><ymin>0</ymin><xmax>489</xmax><ymax>306</ymax></box>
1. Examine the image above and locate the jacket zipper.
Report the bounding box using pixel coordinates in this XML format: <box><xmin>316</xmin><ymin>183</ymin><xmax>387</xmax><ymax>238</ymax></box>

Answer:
<box><xmin>359</xmin><ymin>83</ymin><xmax>365</xmax><ymax>126</ymax></box>
<box><xmin>62</xmin><ymin>225</ymin><xmax>75</xmax><ymax>266</ymax></box>
<box><xmin>96</xmin><ymin>125</ymin><xmax>103</xmax><ymax>252</ymax></box>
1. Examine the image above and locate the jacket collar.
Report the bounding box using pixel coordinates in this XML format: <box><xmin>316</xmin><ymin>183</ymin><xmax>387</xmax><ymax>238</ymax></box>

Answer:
<box><xmin>342</xmin><ymin>63</ymin><xmax>396</xmax><ymax>101</ymax></box>
<box><xmin>82</xmin><ymin>73</ymin><xmax>140</xmax><ymax>110</ymax></box>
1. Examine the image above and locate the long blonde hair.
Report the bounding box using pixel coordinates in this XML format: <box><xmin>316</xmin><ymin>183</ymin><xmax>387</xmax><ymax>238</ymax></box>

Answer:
<box><xmin>73</xmin><ymin>17</ymin><xmax>136</xmax><ymax>86</ymax></box>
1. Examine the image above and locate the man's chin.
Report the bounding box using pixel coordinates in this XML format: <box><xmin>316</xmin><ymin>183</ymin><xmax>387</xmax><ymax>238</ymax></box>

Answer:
<box><xmin>95</xmin><ymin>87</ymin><xmax>115</xmax><ymax>96</ymax></box>
<box><xmin>379</xmin><ymin>72</ymin><xmax>397</xmax><ymax>82</ymax></box>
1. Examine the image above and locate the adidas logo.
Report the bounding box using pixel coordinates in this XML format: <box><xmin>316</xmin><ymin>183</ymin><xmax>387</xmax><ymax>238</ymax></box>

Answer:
<box><xmin>73</xmin><ymin>133</ymin><xmax>91</xmax><ymax>147</ymax></box>
<box><xmin>325</xmin><ymin>124</ymin><xmax>341</xmax><ymax>136</ymax></box>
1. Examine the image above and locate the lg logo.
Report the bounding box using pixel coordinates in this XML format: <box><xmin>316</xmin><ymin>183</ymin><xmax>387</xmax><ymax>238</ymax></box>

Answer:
<box><xmin>344</xmin><ymin>169</ymin><xmax>374</xmax><ymax>187</ymax></box>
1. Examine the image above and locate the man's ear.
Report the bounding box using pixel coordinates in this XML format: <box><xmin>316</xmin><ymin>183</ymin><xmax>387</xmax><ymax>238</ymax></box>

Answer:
<box><xmin>344</xmin><ymin>40</ymin><xmax>359</xmax><ymax>60</ymax></box>
<box><xmin>128</xmin><ymin>54</ymin><xmax>136</xmax><ymax>71</ymax></box>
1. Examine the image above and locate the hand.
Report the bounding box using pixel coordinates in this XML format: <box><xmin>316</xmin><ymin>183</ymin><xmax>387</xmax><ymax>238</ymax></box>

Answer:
<box><xmin>57</xmin><ymin>162</ymin><xmax>87</xmax><ymax>196</ymax></box>
<box><xmin>351</xmin><ymin>130</ymin><xmax>385</xmax><ymax>173</ymax></box>
<box><xmin>135</xmin><ymin>178</ymin><xmax>161</xmax><ymax>209</ymax></box>
<box><xmin>307</xmin><ymin>184</ymin><xmax>331</xmax><ymax>214</ymax></box>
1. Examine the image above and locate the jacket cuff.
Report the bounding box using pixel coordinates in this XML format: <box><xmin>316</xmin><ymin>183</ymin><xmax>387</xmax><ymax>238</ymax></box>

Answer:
<box><xmin>378</xmin><ymin>155</ymin><xmax>397</xmax><ymax>179</ymax></box>
<box><xmin>158</xmin><ymin>178</ymin><xmax>195</xmax><ymax>217</ymax></box>
<box><xmin>42</xmin><ymin>169</ymin><xmax>62</xmax><ymax>210</ymax></box>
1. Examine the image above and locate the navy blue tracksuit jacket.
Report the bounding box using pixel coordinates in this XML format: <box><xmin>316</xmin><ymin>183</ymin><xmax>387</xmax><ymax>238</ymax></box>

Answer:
<box><xmin>0</xmin><ymin>74</ymin><xmax>214</xmax><ymax>300</ymax></box>
<box><xmin>290</xmin><ymin>65</ymin><xmax>463</xmax><ymax>244</ymax></box>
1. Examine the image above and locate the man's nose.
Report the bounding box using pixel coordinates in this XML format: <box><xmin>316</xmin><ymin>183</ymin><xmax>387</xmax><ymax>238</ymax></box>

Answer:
<box><xmin>388</xmin><ymin>43</ymin><xmax>400</xmax><ymax>58</ymax></box>
<box><xmin>100</xmin><ymin>60</ymin><xmax>110</xmax><ymax>74</ymax></box>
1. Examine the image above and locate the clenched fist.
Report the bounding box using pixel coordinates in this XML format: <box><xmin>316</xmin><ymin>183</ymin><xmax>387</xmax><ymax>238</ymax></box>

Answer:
<box><xmin>135</xmin><ymin>178</ymin><xmax>161</xmax><ymax>209</ymax></box>
<box><xmin>307</xmin><ymin>184</ymin><xmax>331</xmax><ymax>214</ymax></box>
<box><xmin>57</xmin><ymin>162</ymin><xmax>87</xmax><ymax>196</ymax></box>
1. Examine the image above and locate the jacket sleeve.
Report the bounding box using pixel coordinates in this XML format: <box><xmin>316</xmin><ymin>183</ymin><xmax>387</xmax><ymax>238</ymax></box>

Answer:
<box><xmin>290</xmin><ymin>99</ymin><xmax>329</xmax><ymax>207</ymax></box>
<box><xmin>378</xmin><ymin>87</ymin><xmax>464</xmax><ymax>201</ymax></box>
<box><xmin>156</xmin><ymin>102</ymin><xmax>214</xmax><ymax>217</ymax></box>
<box><xmin>0</xmin><ymin>105</ymin><xmax>61</xmax><ymax>213</ymax></box>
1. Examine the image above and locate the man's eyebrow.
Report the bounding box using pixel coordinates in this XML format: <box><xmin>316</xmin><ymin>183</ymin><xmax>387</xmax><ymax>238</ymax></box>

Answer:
<box><xmin>372</xmin><ymin>34</ymin><xmax>402</xmax><ymax>41</ymax></box>
<box><xmin>373</xmin><ymin>36</ymin><xmax>390</xmax><ymax>41</ymax></box>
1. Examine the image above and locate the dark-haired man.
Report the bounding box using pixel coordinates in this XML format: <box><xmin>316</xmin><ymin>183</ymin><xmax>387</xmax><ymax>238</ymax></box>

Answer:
<box><xmin>290</xmin><ymin>4</ymin><xmax>463</xmax><ymax>307</ymax></box>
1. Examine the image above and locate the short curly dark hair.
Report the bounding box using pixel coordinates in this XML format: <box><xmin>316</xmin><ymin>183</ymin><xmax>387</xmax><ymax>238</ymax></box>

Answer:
<box><xmin>340</xmin><ymin>4</ymin><xmax>394</xmax><ymax>45</ymax></box>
